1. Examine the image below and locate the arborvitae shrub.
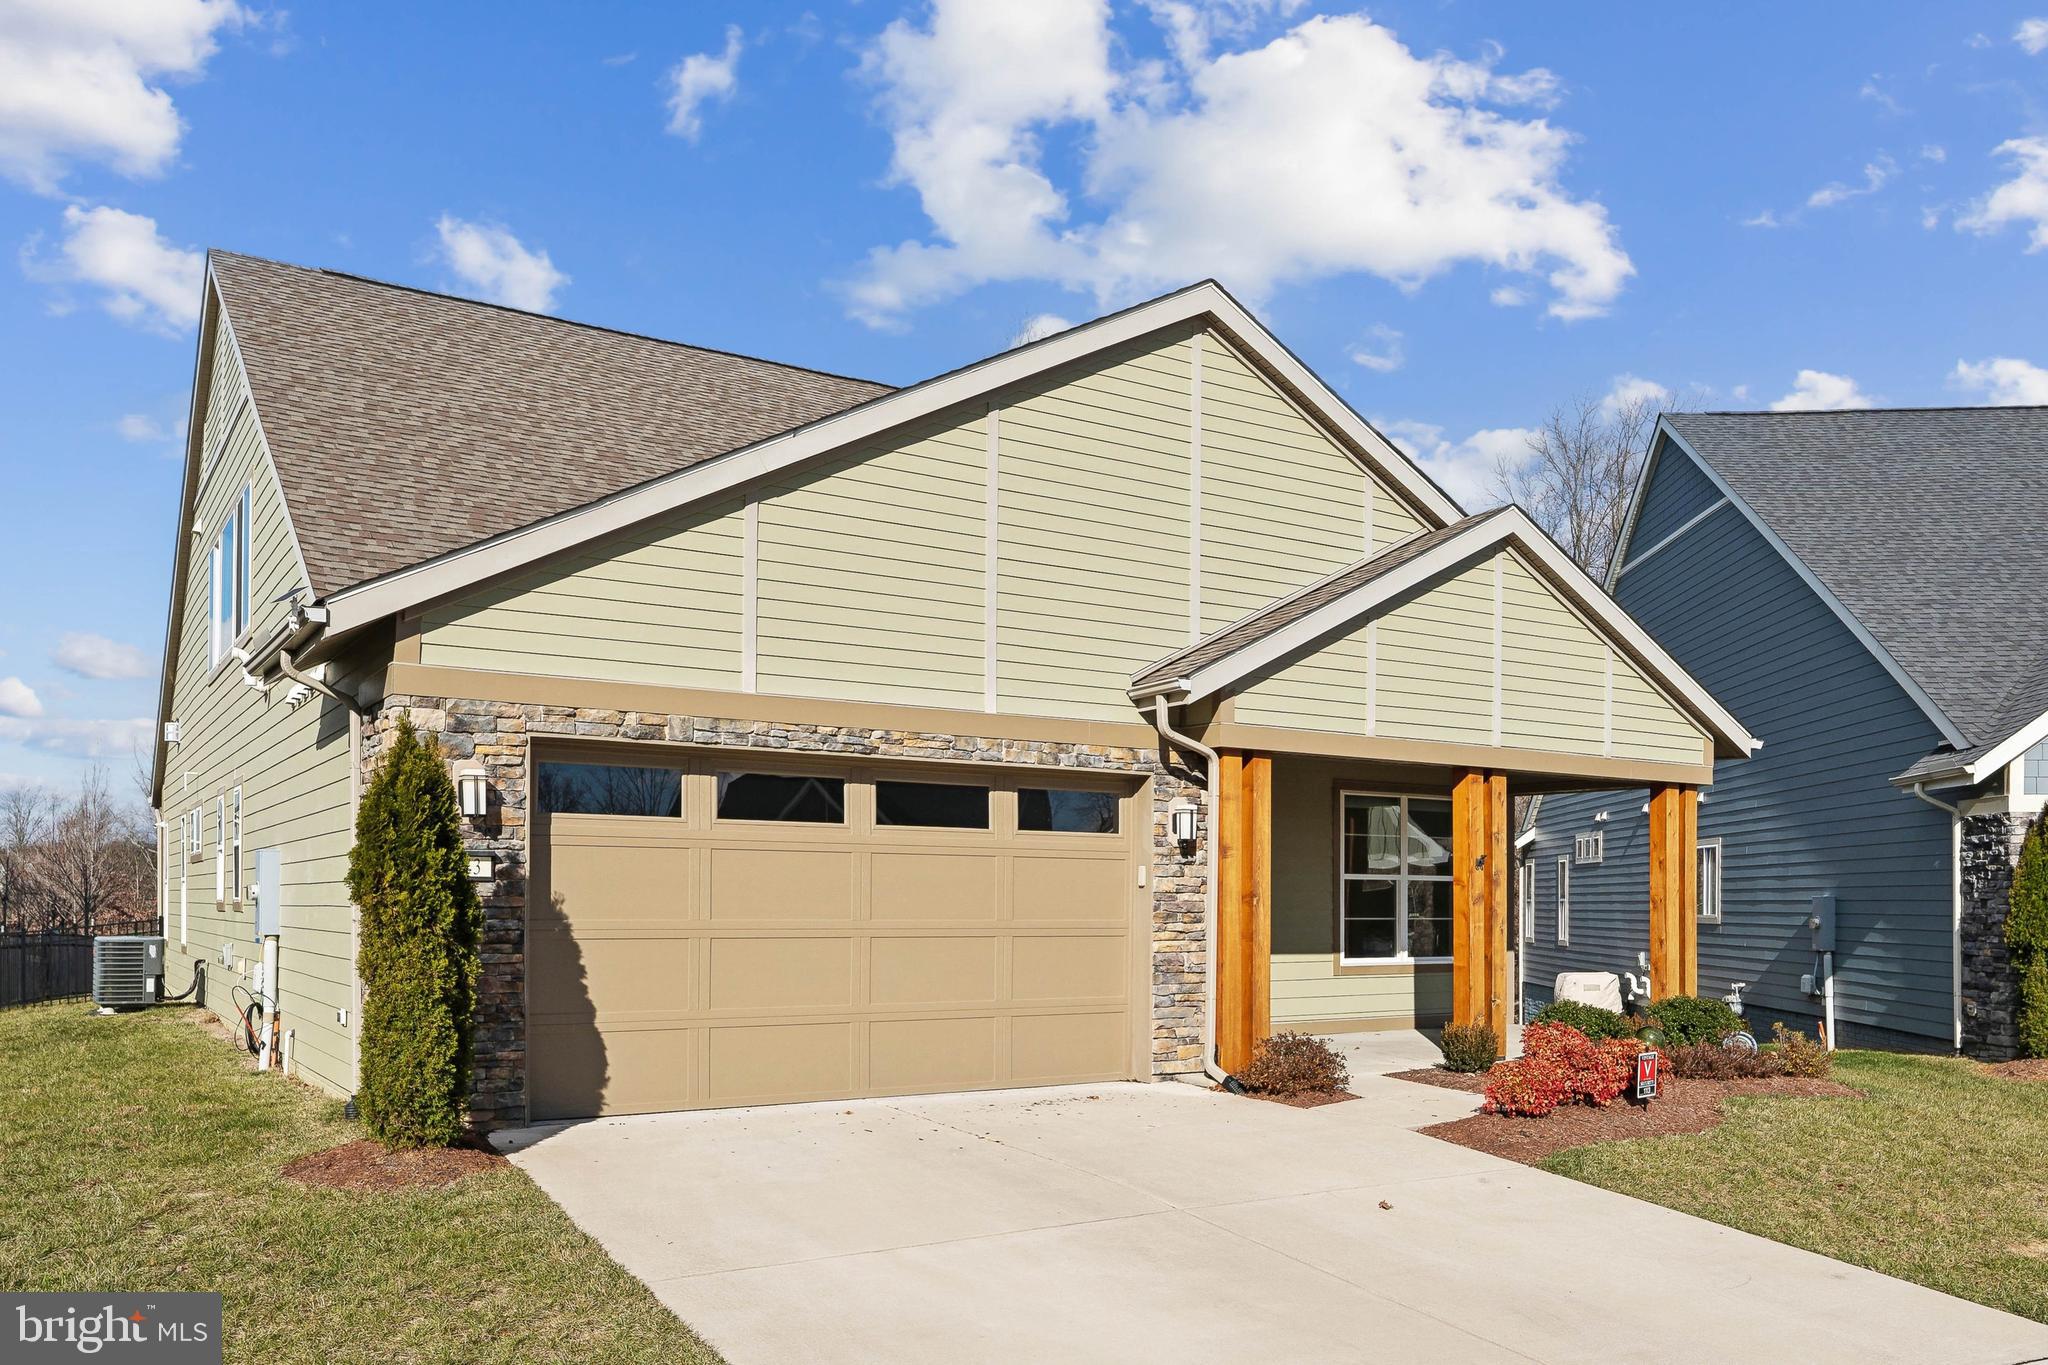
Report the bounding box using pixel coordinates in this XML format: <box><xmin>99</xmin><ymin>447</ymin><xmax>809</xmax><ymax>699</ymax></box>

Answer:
<box><xmin>346</xmin><ymin>717</ymin><xmax>483</xmax><ymax>1147</ymax></box>
<box><xmin>2010</xmin><ymin>812</ymin><xmax>2048</xmax><ymax>1059</ymax></box>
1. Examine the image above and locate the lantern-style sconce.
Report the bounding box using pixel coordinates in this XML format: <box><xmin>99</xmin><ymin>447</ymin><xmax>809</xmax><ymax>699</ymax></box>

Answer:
<box><xmin>1168</xmin><ymin>798</ymin><xmax>1200</xmax><ymax>854</ymax></box>
<box><xmin>455</xmin><ymin>765</ymin><xmax>489</xmax><ymax>820</ymax></box>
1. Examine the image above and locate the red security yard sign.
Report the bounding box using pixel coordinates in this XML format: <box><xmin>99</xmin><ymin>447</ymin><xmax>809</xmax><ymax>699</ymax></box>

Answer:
<box><xmin>1634</xmin><ymin>1050</ymin><xmax>1661</xmax><ymax>1102</ymax></box>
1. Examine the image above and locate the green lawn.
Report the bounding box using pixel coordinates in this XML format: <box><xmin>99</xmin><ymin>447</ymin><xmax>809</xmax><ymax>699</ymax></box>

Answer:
<box><xmin>1546</xmin><ymin>1051</ymin><xmax>2048</xmax><ymax>1323</ymax></box>
<box><xmin>0</xmin><ymin>1002</ymin><xmax>722</xmax><ymax>1365</ymax></box>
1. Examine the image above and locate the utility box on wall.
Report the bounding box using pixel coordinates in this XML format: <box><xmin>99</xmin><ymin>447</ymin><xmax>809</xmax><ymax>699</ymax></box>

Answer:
<box><xmin>252</xmin><ymin>847</ymin><xmax>282</xmax><ymax>941</ymax></box>
<box><xmin>1808</xmin><ymin>891</ymin><xmax>1837</xmax><ymax>954</ymax></box>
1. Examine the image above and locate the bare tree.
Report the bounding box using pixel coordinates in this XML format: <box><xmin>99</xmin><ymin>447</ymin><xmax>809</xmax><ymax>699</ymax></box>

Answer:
<box><xmin>1490</xmin><ymin>386</ymin><xmax>1694</xmax><ymax>581</ymax></box>
<box><xmin>0</xmin><ymin>770</ymin><xmax>155</xmax><ymax>935</ymax></box>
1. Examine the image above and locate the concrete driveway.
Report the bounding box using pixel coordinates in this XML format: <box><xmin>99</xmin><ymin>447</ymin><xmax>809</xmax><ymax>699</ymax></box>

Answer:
<box><xmin>497</xmin><ymin>1046</ymin><xmax>2048</xmax><ymax>1365</ymax></box>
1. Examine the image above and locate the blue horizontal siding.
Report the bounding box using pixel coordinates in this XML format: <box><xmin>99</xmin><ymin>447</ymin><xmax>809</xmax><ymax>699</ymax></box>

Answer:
<box><xmin>1624</xmin><ymin>442</ymin><xmax>1721</xmax><ymax>557</ymax></box>
<box><xmin>1523</xmin><ymin>444</ymin><xmax>1954</xmax><ymax>1046</ymax></box>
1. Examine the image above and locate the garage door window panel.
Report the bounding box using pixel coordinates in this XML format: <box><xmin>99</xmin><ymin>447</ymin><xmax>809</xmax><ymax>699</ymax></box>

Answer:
<box><xmin>1018</xmin><ymin>788</ymin><xmax>1120</xmax><ymax>834</ymax></box>
<box><xmin>875</xmin><ymin>780</ymin><xmax>991</xmax><ymax>830</ymax></box>
<box><xmin>537</xmin><ymin>762</ymin><xmax>684</xmax><ymax>817</ymax></box>
<box><xmin>716</xmin><ymin>771</ymin><xmax>846</xmax><ymax>823</ymax></box>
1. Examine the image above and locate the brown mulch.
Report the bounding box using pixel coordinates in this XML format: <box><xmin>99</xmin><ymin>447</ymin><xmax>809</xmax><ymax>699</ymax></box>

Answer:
<box><xmin>1413</xmin><ymin>1075</ymin><xmax>1858</xmax><ymax>1165</ymax></box>
<box><xmin>281</xmin><ymin>1137</ymin><xmax>507</xmax><ymax>1192</ymax></box>
<box><xmin>1216</xmin><ymin>1084</ymin><xmax>1360</xmax><ymax>1109</ymax></box>
<box><xmin>1979</xmin><ymin>1058</ymin><xmax>2048</xmax><ymax>1082</ymax></box>
<box><xmin>1387</xmin><ymin>1067</ymin><xmax>1488</xmax><ymax>1093</ymax></box>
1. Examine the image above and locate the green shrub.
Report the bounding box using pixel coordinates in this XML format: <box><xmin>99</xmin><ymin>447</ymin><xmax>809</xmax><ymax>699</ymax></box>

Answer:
<box><xmin>1239</xmin><ymin>1031</ymin><xmax>1350</xmax><ymax>1096</ymax></box>
<box><xmin>346</xmin><ymin>716</ymin><xmax>484</xmax><ymax>1148</ymax></box>
<box><xmin>1531</xmin><ymin>999</ymin><xmax>1637</xmax><ymax>1041</ymax></box>
<box><xmin>2010</xmin><ymin>811</ymin><xmax>2048</xmax><ymax>1059</ymax></box>
<box><xmin>1439</xmin><ymin>1023</ymin><xmax>1499</xmax><ymax>1073</ymax></box>
<box><xmin>1646</xmin><ymin>995</ymin><xmax>1746</xmax><ymax>1047</ymax></box>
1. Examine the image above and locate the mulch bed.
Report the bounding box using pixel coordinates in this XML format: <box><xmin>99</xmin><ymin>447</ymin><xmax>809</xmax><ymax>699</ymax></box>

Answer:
<box><xmin>281</xmin><ymin>1137</ymin><xmax>507</xmax><ymax>1192</ymax></box>
<box><xmin>1387</xmin><ymin>1067</ymin><xmax>1487</xmax><ymax>1093</ymax></box>
<box><xmin>1979</xmin><ymin>1058</ymin><xmax>2048</xmax><ymax>1082</ymax></box>
<box><xmin>1399</xmin><ymin>1071</ymin><xmax>1858</xmax><ymax>1166</ymax></box>
<box><xmin>1216</xmin><ymin>1085</ymin><xmax>1360</xmax><ymax>1109</ymax></box>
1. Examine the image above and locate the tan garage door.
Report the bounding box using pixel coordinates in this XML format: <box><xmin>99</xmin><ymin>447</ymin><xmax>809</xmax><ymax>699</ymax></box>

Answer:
<box><xmin>529</xmin><ymin>750</ymin><xmax>1148</xmax><ymax>1119</ymax></box>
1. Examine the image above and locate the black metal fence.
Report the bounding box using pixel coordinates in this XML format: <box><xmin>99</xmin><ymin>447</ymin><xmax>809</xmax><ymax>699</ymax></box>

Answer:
<box><xmin>0</xmin><ymin>918</ymin><xmax>162</xmax><ymax>1010</ymax></box>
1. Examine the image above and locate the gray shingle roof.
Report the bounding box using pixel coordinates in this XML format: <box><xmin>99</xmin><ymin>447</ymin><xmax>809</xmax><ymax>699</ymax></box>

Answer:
<box><xmin>1663</xmin><ymin>407</ymin><xmax>2048</xmax><ymax>773</ymax></box>
<box><xmin>1130</xmin><ymin>510</ymin><xmax>1505</xmax><ymax>692</ymax></box>
<box><xmin>210</xmin><ymin>252</ymin><xmax>893</xmax><ymax>595</ymax></box>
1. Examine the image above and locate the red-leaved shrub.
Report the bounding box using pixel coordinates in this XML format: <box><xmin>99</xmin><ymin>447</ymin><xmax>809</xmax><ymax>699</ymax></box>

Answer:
<box><xmin>1483</xmin><ymin>1023</ymin><xmax>1649</xmax><ymax>1117</ymax></box>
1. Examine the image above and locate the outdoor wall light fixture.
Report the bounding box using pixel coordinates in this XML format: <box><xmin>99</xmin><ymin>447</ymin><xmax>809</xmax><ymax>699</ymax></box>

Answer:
<box><xmin>1168</xmin><ymin>799</ymin><xmax>1200</xmax><ymax>853</ymax></box>
<box><xmin>455</xmin><ymin>765</ymin><xmax>490</xmax><ymax>819</ymax></box>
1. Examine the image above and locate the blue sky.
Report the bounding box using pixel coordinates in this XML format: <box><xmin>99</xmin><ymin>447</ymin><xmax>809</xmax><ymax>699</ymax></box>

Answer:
<box><xmin>2</xmin><ymin>1</ymin><xmax>2046</xmax><ymax>794</ymax></box>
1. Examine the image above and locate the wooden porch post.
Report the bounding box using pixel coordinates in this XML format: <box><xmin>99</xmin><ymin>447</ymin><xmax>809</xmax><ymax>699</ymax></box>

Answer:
<box><xmin>1215</xmin><ymin>751</ymin><xmax>1272</xmax><ymax>1074</ymax></box>
<box><xmin>1648</xmin><ymin>786</ymin><xmax>1698</xmax><ymax>1000</ymax></box>
<box><xmin>1451</xmin><ymin>770</ymin><xmax>1510</xmax><ymax>1043</ymax></box>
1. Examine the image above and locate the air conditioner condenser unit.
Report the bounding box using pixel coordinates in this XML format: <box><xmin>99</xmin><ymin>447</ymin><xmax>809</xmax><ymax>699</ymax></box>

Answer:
<box><xmin>93</xmin><ymin>935</ymin><xmax>166</xmax><ymax>1009</ymax></box>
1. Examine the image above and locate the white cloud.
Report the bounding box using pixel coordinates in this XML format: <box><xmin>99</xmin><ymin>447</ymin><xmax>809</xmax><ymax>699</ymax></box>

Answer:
<box><xmin>1742</xmin><ymin>209</ymin><xmax>1783</xmax><ymax>229</ymax></box>
<box><xmin>1952</xmin><ymin>356</ymin><xmax>2048</xmax><ymax>404</ymax></box>
<box><xmin>0</xmin><ymin>678</ymin><xmax>43</xmax><ymax>719</ymax></box>
<box><xmin>1920</xmin><ymin>144</ymin><xmax>1947</xmax><ymax>164</ymax></box>
<box><xmin>1488</xmin><ymin>285</ymin><xmax>1529</xmax><ymax>307</ymax></box>
<box><xmin>2018</xmin><ymin>18</ymin><xmax>2048</xmax><ymax>54</ymax></box>
<box><xmin>0</xmin><ymin>716</ymin><xmax>153</xmax><ymax>760</ymax></box>
<box><xmin>1957</xmin><ymin>137</ymin><xmax>2048</xmax><ymax>251</ymax></box>
<box><xmin>666</xmin><ymin>25</ymin><xmax>743</xmax><ymax>141</ymax></box>
<box><xmin>1347</xmin><ymin>323</ymin><xmax>1404</xmax><ymax>373</ymax></box>
<box><xmin>1600</xmin><ymin>373</ymin><xmax>1671</xmax><ymax>415</ymax></box>
<box><xmin>1380</xmin><ymin>419</ymin><xmax>1532</xmax><ymax>509</ymax></box>
<box><xmin>1770</xmin><ymin>369</ymin><xmax>1875</xmax><ymax>411</ymax></box>
<box><xmin>432</xmin><ymin>215</ymin><xmax>568</xmax><ymax>312</ymax></box>
<box><xmin>1008</xmin><ymin>312</ymin><xmax>1073</xmax><ymax>347</ymax></box>
<box><xmin>52</xmin><ymin>633</ymin><xmax>152</xmax><ymax>680</ymax></box>
<box><xmin>0</xmin><ymin>0</ymin><xmax>244</xmax><ymax>192</ymax></box>
<box><xmin>1857</xmin><ymin>78</ymin><xmax>1903</xmax><ymax>115</ymax></box>
<box><xmin>115</xmin><ymin>411</ymin><xmax>185</xmax><ymax>445</ymax></box>
<box><xmin>1806</xmin><ymin>153</ymin><xmax>1897</xmax><ymax>209</ymax></box>
<box><xmin>848</xmin><ymin>5</ymin><xmax>1631</xmax><ymax>327</ymax></box>
<box><xmin>24</xmin><ymin>205</ymin><xmax>205</xmax><ymax>334</ymax></box>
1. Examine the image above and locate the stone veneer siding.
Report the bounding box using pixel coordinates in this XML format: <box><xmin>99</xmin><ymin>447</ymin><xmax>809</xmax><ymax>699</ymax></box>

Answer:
<box><xmin>361</xmin><ymin>694</ymin><xmax>1211</xmax><ymax>1124</ymax></box>
<box><xmin>1960</xmin><ymin>811</ymin><xmax>2024</xmax><ymax>1059</ymax></box>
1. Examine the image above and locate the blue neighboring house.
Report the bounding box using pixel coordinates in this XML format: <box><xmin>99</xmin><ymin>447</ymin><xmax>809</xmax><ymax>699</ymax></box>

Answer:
<box><xmin>1520</xmin><ymin>407</ymin><xmax>2048</xmax><ymax>1056</ymax></box>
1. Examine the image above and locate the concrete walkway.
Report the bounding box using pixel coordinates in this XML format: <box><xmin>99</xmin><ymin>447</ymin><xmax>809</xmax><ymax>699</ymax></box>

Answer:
<box><xmin>496</xmin><ymin>1039</ymin><xmax>2048</xmax><ymax>1365</ymax></box>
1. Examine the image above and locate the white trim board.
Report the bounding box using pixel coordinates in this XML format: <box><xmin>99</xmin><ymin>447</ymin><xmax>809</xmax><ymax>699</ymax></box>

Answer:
<box><xmin>1653</xmin><ymin>422</ymin><xmax>1966</xmax><ymax>750</ymax></box>
<box><xmin>316</xmin><ymin>280</ymin><xmax>1462</xmax><ymax>637</ymax></box>
<box><xmin>1613</xmin><ymin>496</ymin><xmax>1731</xmax><ymax>580</ymax></box>
<box><xmin>1131</xmin><ymin>505</ymin><xmax>1758</xmax><ymax>756</ymax></box>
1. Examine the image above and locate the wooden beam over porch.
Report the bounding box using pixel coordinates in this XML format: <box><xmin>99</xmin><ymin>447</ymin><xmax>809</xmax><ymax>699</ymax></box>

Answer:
<box><xmin>1451</xmin><ymin>770</ymin><xmax>1510</xmax><ymax>1045</ymax></box>
<box><xmin>1215</xmin><ymin>751</ymin><xmax>1272</xmax><ymax>1075</ymax></box>
<box><xmin>1648</xmin><ymin>785</ymin><xmax>1699</xmax><ymax>1000</ymax></box>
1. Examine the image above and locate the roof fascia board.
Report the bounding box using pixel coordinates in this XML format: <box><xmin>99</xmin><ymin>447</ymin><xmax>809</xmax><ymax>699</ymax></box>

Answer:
<box><xmin>319</xmin><ymin>281</ymin><xmax>1463</xmax><ymax>636</ymax></box>
<box><xmin>1952</xmin><ymin>709</ymin><xmax>2048</xmax><ymax>785</ymax></box>
<box><xmin>1153</xmin><ymin>506</ymin><xmax>1757</xmax><ymax>755</ymax></box>
<box><xmin>149</xmin><ymin>276</ymin><xmax>221</xmax><ymax>807</ymax></box>
<box><xmin>1656</xmin><ymin>423</ymin><xmax>1968</xmax><ymax>750</ymax></box>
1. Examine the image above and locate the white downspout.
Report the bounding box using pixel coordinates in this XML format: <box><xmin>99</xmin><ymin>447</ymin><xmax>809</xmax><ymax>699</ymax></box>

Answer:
<box><xmin>1909</xmin><ymin>782</ymin><xmax>1964</xmax><ymax>1050</ymax></box>
<box><xmin>1150</xmin><ymin>696</ymin><xmax>1231</xmax><ymax>1086</ymax></box>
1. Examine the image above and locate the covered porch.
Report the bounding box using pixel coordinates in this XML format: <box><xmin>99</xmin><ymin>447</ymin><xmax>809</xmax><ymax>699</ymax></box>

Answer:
<box><xmin>1208</xmin><ymin>748</ymin><xmax>1701</xmax><ymax>1069</ymax></box>
<box><xmin>1127</xmin><ymin>506</ymin><xmax>1755</xmax><ymax>1075</ymax></box>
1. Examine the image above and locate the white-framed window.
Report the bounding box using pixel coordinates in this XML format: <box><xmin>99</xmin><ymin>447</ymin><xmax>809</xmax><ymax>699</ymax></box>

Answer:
<box><xmin>1555</xmin><ymin>856</ymin><xmax>1571</xmax><ymax>945</ymax></box>
<box><xmin>1574</xmin><ymin>830</ymin><xmax>1604</xmax><ymax>864</ymax></box>
<box><xmin>1339</xmin><ymin>791</ymin><xmax>1453</xmax><ymax>963</ymax></box>
<box><xmin>229</xmin><ymin>786</ymin><xmax>243</xmax><ymax>902</ymax></box>
<box><xmin>208</xmin><ymin>485</ymin><xmax>252</xmax><ymax>669</ymax></box>
<box><xmin>185</xmin><ymin>807</ymin><xmax>202</xmax><ymax>860</ymax></box>
<box><xmin>1697</xmin><ymin>838</ymin><xmax>1723</xmax><ymax>923</ymax></box>
<box><xmin>214</xmin><ymin>793</ymin><xmax>226</xmax><ymax>901</ymax></box>
<box><xmin>1518</xmin><ymin>860</ymin><xmax>1536</xmax><ymax>943</ymax></box>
